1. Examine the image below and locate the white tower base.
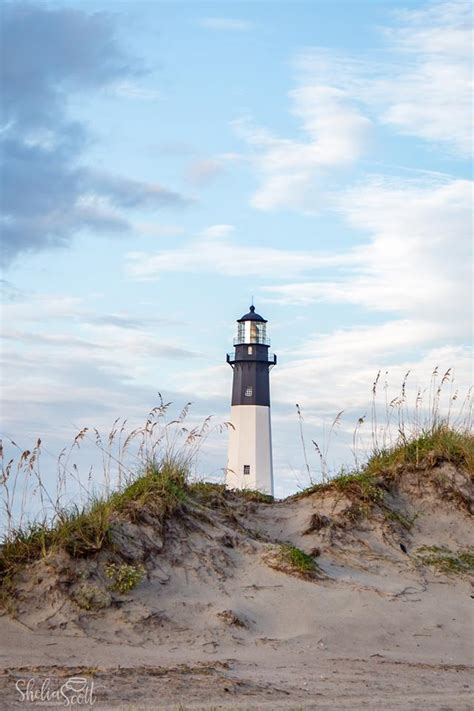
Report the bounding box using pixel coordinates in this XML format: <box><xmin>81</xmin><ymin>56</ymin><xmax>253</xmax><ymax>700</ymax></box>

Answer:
<box><xmin>226</xmin><ymin>405</ymin><xmax>274</xmax><ymax>495</ymax></box>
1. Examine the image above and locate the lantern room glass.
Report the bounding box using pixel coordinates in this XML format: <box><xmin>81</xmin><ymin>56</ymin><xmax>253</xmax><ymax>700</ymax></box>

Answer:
<box><xmin>235</xmin><ymin>320</ymin><xmax>268</xmax><ymax>345</ymax></box>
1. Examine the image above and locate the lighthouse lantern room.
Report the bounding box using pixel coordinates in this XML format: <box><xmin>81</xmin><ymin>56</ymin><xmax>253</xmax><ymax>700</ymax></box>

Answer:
<box><xmin>226</xmin><ymin>305</ymin><xmax>276</xmax><ymax>495</ymax></box>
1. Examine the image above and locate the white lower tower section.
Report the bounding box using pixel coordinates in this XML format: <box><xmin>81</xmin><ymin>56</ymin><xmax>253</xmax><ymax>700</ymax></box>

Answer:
<box><xmin>226</xmin><ymin>405</ymin><xmax>274</xmax><ymax>495</ymax></box>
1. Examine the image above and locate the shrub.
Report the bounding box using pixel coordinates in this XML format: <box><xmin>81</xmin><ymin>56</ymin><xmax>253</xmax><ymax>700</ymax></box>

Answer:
<box><xmin>71</xmin><ymin>582</ymin><xmax>112</xmax><ymax>610</ymax></box>
<box><xmin>105</xmin><ymin>562</ymin><xmax>145</xmax><ymax>593</ymax></box>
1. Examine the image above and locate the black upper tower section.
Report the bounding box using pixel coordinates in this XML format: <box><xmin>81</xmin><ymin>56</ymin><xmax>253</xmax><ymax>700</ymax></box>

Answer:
<box><xmin>226</xmin><ymin>305</ymin><xmax>277</xmax><ymax>406</ymax></box>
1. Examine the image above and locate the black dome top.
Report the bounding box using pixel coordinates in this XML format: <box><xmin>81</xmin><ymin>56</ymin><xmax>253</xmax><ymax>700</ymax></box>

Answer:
<box><xmin>237</xmin><ymin>305</ymin><xmax>267</xmax><ymax>323</ymax></box>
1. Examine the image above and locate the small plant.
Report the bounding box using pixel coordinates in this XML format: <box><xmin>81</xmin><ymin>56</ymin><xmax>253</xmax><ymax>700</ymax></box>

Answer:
<box><xmin>105</xmin><ymin>562</ymin><xmax>145</xmax><ymax>593</ymax></box>
<box><xmin>415</xmin><ymin>546</ymin><xmax>474</xmax><ymax>575</ymax></box>
<box><xmin>264</xmin><ymin>543</ymin><xmax>321</xmax><ymax>580</ymax></box>
<box><xmin>331</xmin><ymin>470</ymin><xmax>384</xmax><ymax>503</ymax></box>
<box><xmin>71</xmin><ymin>582</ymin><xmax>112</xmax><ymax>610</ymax></box>
<box><xmin>458</xmin><ymin>551</ymin><xmax>474</xmax><ymax>567</ymax></box>
<box><xmin>281</xmin><ymin>544</ymin><xmax>317</xmax><ymax>574</ymax></box>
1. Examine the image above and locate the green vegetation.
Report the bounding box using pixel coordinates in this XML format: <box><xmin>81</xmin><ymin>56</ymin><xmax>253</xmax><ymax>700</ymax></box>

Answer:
<box><xmin>189</xmin><ymin>481</ymin><xmax>273</xmax><ymax>504</ymax></box>
<box><xmin>296</xmin><ymin>468</ymin><xmax>384</xmax><ymax>511</ymax></box>
<box><xmin>71</xmin><ymin>582</ymin><xmax>111</xmax><ymax>611</ymax></box>
<box><xmin>188</xmin><ymin>481</ymin><xmax>227</xmax><ymax>500</ymax></box>
<box><xmin>297</xmin><ymin>426</ymin><xmax>473</xmax><ymax>501</ymax></box>
<box><xmin>329</xmin><ymin>469</ymin><xmax>384</xmax><ymax>502</ymax></box>
<box><xmin>0</xmin><ymin>451</ymin><xmax>278</xmax><ymax>607</ymax></box>
<box><xmin>232</xmin><ymin>488</ymin><xmax>274</xmax><ymax>504</ymax></box>
<box><xmin>105</xmin><ymin>562</ymin><xmax>145</xmax><ymax>593</ymax></box>
<box><xmin>363</xmin><ymin>425</ymin><xmax>474</xmax><ymax>475</ymax></box>
<box><xmin>278</xmin><ymin>544</ymin><xmax>318</xmax><ymax>577</ymax></box>
<box><xmin>0</xmin><ymin>460</ymin><xmax>188</xmax><ymax>593</ymax></box>
<box><xmin>1</xmin><ymin>389</ymin><xmax>472</xmax><ymax>612</ymax></box>
<box><xmin>415</xmin><ymin>545</ymin><xmax>474</xmax><ymax>575</ymax></box>
<box><xmin>108</xmin><ymin>459</ymin><xmax>188</xmax><ymax>520</ymax></box>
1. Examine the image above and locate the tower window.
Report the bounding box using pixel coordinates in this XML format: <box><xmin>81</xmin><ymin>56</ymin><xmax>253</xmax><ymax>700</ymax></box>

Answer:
<box><xmin>247</xmin><ymin>346</ymin><xmax>253</xmax><ymax>355</ymax></box>
<box><xmin>245</xmin><ymin>386</ymin><xmax>253</xmax><ymax>397</ymax></box>
<box><xmin>243</xmin><ymin>465</ymin><xmax>250</xmax><ymax>475</ymax></box>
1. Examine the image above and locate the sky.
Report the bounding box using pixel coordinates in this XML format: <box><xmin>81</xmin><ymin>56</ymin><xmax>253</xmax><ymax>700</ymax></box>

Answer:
<box><xmin>1</xmin><ymin>0</ymin><xmax>472</xmax><ymax>504</ymax></box>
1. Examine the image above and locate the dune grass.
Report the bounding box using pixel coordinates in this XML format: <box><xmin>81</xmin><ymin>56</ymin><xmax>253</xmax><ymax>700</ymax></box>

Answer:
<box><xmin>0</xmin><ymin>459</ymin><xmax>188</xmax><ymax>594</ymax></box>
<box><xmin>296</xmin><ymin>424</ymin><xmax>473</xmax><ymax>501</ymax></box>
<box><xmin>363</xmin><ymin>424</ymin><xmax>474</xmax><ymax>475</ymax></box>
<box><xmin>0</xmin><ymin>401</ymin><xmax>233</xmax><ymax>602</ymax></box>
<box><xmin>0</xmin><ymin>455</ymin><xmax>276</xmax><ymax>604</ymax></box>
<box><xmin>1</xmin><ymin>375</ymin><xmax>471</xmax><ymax>605</ymax></box>
<box><xmin>2</xmin><ymin>424</ymin><xmax>471</xmax><ymax>595</ymax></box>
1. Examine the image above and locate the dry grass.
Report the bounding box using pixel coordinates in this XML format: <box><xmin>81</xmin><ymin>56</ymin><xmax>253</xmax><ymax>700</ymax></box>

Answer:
<box><xmin>293</xmin><ymin>425</ymin><xmax>473</xmax><ymax>530</ymax></box>
<box><xmin>294</xmin><ymin>368</ymin><xmax>472</xmax><ymax>515</ymax></box>
<box><xmin>0</xmin><ymin>400</ymin><xmax>232</xmax><ymax>604</ymax></box>
<box><xmin>1</xmin><ymin>371</ymin><xmax>471</xmax><ymax>606</ymax></box>
<box><xmin>0</xmin><ymin>461</ymin><xmax>189</xmax><ymax>592</ymax></box>
<box><xmin>301</xmin><ymin>368</ymin><xmax>472</xmax><ymax>486</ymax></box>
<box><xmin>364</xmin><ymin>424</ymin><xmax>474</xmax><ymax>476</ymax></box>
<box><xmin>0</xmin><ymin>398</ymin><xmax>230</xmax><ymax>535</ymax></box>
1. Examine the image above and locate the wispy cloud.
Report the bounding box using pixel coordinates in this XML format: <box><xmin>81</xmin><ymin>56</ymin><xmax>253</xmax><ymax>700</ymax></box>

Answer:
<box><xmin>198</xmin><ymin>17</ymin><xmax>254</xmax><ymax>31</ymax></box>
<box><xmin>233</xmin><ymin>87</ymin><xmax>371</xmax><ymax>211</ymax></box>
<box><xmin>1</xmin><ymin>292</ymin><xmax>199</xmax><ymax>435</ymax></box>
<box><xmin>263</xmin><ymin>177</ymin><xmax>471</xmax><ymax>334</ymax></box>
<box><xmin>297</xmin><ymin>0</ymin><xmax>471</xmax><ymax>156</ymax></box>
<box><xmin>126</xmin><ymin>224</ymin><xmax>347</xmax><ymax>280</ymax></box>
<box><xmin>234</xmin><ymin>0</ymin><xmax>471</xmax><ymax>213</ymax></box>
<box><xmin>108</xmin><ymin>81</ymin><xmax>163</xmax><ymax>101</ymax></box>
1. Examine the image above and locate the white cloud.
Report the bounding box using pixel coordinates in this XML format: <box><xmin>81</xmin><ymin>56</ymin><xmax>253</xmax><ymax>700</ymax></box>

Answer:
<box><xmin>259</xmin><ymin>174</ymin><xmax>472</xmax><ymax>432</ymax></box>
<box><xmin>274</xmin><ymin>336</ymin><xmax>472</xmax><ymax>410</ymax></box>
<box><xmin>126</xmin><ymin>224</ymin><xmax>346</xmax><ymax>280</ymax></box>
<box><xmin>264</xmin><ymin>177</ymin><xmax>472</xmax><ymax>334</ymax></box>
<box><xmin>1</xmin><ymin>295</ymin><xmax>198</xmax><ymax>390</ymax></box>
<box><xmin>198</xmin><ymin>17</ymin><xmax>253</xmax><ymax>31</ymax></box>
<box><xmin>297</xmin><ymin>0</ymin><xmax>472</xmax><ymax>156</ymax></box>
<box><xmin>233</xmin><ymin>86</ymin><xmax>372</xmax><ymax>210</ymax></box>
<box><xmin>234</xmin><ymin>1</ymin><xmax>470</xmax><ymax>212</ymax></box>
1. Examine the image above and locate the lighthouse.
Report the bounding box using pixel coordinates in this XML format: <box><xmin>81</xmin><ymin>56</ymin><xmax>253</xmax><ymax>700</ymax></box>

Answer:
<box><xmin>225</xmin><ymin>305</ymin><xmax>277</xmax><ymax>495</ymax></box>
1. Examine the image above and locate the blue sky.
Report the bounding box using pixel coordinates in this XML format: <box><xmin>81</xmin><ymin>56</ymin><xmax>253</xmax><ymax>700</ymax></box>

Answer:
<box><xmin>1</xmin><ymin>0</ymin><xmax>472</xmax><ymax>501</ymax></box>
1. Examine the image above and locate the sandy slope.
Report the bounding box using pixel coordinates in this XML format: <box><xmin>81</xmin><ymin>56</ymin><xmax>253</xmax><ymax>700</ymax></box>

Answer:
<box><xmin>0</xmin><ymin>463</ymin><xmax>473</xmax><ymax>709</ymax></box>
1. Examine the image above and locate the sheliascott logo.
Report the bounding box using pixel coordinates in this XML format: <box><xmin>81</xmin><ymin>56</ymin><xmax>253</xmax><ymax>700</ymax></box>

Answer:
<box><xmin>15</xmin><ymin>676</ymin><xmax>96</xmax><ymax>706</ymax></box>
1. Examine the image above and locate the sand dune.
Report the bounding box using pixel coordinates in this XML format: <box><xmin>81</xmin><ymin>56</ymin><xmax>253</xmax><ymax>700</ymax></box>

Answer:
<box><xmin>0</xmin><ymin>461</ymin><xmax>473</xmax><ymax>709</ymax></box>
